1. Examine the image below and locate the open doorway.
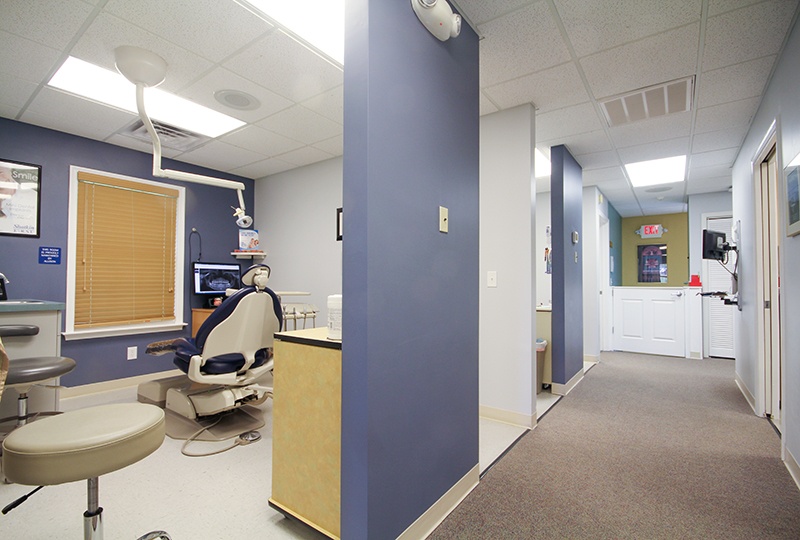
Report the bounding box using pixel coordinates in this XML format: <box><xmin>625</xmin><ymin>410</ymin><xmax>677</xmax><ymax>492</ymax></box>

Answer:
<box><xmin>754</xmin><ymin>133</ymin><xmax>783</xmax><ymax>432</ymax></box>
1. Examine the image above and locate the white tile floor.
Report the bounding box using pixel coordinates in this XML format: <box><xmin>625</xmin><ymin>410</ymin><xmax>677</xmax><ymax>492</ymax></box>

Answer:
<box><xmin>0</xmin><ymin>364</ymin><xmax>586</xmax><ymax>539</ymax></box>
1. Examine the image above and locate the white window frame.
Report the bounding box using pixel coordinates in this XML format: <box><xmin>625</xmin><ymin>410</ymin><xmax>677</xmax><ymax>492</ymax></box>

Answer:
<box><xmin>64</xmin><ymin>165</ymin><xmax>186</xmax><ymax>340</ymax></box>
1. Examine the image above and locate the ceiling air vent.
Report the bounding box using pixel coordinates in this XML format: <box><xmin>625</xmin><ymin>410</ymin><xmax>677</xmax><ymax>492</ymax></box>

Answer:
<box><xmin>121</xmin><ymin>119</ymin><xmax>210</xmax><ymax>152</ymax></box>
<box><xmin>600</xmin><ymin>76</ymin><xmax>694</xmax><ymax>127</ymax></box>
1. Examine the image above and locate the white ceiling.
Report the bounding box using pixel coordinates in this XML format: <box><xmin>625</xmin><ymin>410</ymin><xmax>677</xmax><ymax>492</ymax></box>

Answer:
<box><xmin>1</xmin><ymin>0</ymin><xmax>798</xmax><ymax>217</ymax></box>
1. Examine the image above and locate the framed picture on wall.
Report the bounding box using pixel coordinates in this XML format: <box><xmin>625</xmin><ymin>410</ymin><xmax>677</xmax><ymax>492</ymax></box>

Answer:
<box><xmin>785</xmin><ymin>158</ymin><xmax>800</xmax><ymax>237</ymax></box>
<box><xmin>638</xmin><ymin>244</ymin><xmax>667</xmax><ymax>283</ymax></box>
<box><xmin>0</xmin><ymin>158</ymin><xmax>41</xmax><ymax>238</ymax></box>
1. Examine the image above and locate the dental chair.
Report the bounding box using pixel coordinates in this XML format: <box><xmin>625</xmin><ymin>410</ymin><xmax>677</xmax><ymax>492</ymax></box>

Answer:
<box><xmin>138</xmin><ymin>264</ymin><xmax>282</xmax><ymax>444</ymax></box>
<box><xmin>0</xmin><ymin>338</ymin><xmax>170</xmax><ymax>540</ymax></box>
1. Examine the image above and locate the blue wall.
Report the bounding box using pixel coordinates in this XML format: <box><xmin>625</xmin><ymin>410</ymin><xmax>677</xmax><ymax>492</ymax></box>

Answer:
<box><xmin>608</xmin><ymin>202</ymin><xmax>622</xmax><ymax>286</ymax></box>
<box><xmin>0</xmin><ymin>118</ymin><xmax>254</xmax><ymax>386</ymax></box>
<box><xmin>551</xmin><ymin>145</ymin><xmax>584</xmax><ymax>385</ymax></box>
<box><xmin>342</xmin><ymin>1</ymin><xmax>479</xmax><ymax>538</ymax></box>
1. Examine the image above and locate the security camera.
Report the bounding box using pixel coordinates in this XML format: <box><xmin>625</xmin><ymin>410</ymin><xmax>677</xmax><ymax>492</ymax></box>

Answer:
<box><xmin>411</xmin><ymin>0</ymin><xmax>461</xmax><ymax>42</ymax></box>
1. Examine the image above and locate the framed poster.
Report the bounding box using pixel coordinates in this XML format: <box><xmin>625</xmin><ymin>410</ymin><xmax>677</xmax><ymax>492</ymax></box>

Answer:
<box><xmin>638</xmin><ymin>244</ymin><xmax>667</xmax><ymax>283</ymax></box>
<box><xmin>0</xmin><ymin>158</ymin><xmax>41</xmax><ymax>237</ymax></box>
<box><xmin>785</xmin><ymin>161</ymin><xmax>800</xmax><ymax>237</ymax></box>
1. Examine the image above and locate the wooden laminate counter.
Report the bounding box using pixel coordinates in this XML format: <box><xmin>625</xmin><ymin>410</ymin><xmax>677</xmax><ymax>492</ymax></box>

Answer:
<box><xmin>270</xmin><ymin>327</ymin><xmax>342</xmax><ymax>539</ymax></box>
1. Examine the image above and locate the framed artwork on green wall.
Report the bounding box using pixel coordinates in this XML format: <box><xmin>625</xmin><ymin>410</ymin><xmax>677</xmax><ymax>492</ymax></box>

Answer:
<box><xmin>638</xmin><ymin>244</ymin><xmax>667</xmax><ymax>283</ymax></box>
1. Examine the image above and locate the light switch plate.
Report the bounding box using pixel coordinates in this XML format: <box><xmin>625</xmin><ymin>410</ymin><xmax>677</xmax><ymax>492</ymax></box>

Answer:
<box><xmin>487</xmin><ymin>270</ymin><xmax>497</xmax><ymax>288</ymax></box>
<box><xmin>127</xmin><ymin>346</ymin><xmax>137</xmax><ymax>360</ymax></box>
<box><xmin>439</xmin><ymin>206</ymin><xmax>448</xmax><ymax>233</ymax></box>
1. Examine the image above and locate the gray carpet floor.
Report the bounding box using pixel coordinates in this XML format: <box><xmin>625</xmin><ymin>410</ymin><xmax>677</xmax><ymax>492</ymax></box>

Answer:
<box><xmin>430</xmin><ymin>352</ymin><xmax>800</xmax><ymax>539</ymax></box>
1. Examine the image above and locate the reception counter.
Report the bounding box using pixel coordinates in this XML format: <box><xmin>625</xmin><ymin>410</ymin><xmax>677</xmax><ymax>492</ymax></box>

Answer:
<box><xmin>269</xmin><ymin>327</ymin><xmax>342</xmax><ymax>539</ymax></box>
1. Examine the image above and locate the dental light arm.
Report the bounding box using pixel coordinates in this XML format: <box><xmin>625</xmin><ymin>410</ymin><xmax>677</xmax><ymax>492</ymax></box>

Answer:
<box><xmin>132</xmin><ymin>76</ymin><xmax>253</xmax><ymax>228</ymax></box>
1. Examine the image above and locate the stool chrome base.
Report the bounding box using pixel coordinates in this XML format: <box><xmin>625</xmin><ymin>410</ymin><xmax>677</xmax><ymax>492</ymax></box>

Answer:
<box><xmin>81</xmin><ymin>477</ymin><xmax>171</xmax><ymax>540</ymax></box>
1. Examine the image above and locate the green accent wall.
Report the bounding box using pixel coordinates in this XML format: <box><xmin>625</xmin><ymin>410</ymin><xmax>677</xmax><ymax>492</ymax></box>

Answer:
<box><xmin>621</xmin><ymin>213</ymin><xmax>689</xmax><ymax>287</ymax></box>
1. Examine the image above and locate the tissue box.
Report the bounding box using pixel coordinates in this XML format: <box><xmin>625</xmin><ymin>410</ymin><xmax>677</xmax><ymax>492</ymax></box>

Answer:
<box><xmin>238</xmin><ymin>229</ymin><xmax>260</xmax><ymax>251</ymax></box>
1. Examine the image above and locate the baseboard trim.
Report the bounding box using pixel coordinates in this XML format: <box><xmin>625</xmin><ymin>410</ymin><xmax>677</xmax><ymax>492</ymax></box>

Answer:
<box><xmin>396</xmin><ymin>463</ymin><xmax>479</xmax><ymax>540</ymax></box>
<box><xmin>734</xmin><ymin>371</ymin><xmax>757</xmax><ymax>415</ymax></box>
<box><xmin>551</xmin><ymin>367</ymin><xmax>584</xmax><ymax>396</ymax></box>
<box><xmin>479</xmin><ymin>404</ymin><xmax>535</xmax><ymax>429</ymax></box>
<box><xmin>61</xmin><ymin>369</ymin><xmax>182</xmax><ymax>398</ymax></box>
<box><xmin>785</xmin><ymin>446</ymin><xmax>800</xmax><ymax>492</ymax></box>
<box><xmin>583</xmin><ymin>354</ymin><xmax>599</xmax><ymax>364</ymax></box>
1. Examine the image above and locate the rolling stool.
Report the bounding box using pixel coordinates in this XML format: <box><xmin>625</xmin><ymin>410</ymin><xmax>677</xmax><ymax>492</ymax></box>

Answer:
<box><xmin>2</xmin><ymin>402</ymin><xmax>171</xmax><ymax>540</ymax></box>
<box><xmin>0</xmin><ymin>324</ymin><xmax>76</xmax><ymax>427</ymax></box>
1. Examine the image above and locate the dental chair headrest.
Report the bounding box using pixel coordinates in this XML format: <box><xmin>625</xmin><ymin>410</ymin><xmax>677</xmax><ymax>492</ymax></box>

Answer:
<box><xmin>242</xmin><ymin>264</ymin><xmax>271</xmax><ymax>291</ymax></box>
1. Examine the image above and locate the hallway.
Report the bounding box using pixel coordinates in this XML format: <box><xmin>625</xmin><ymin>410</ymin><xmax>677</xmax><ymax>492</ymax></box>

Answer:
<box><xmin>431</xmin><ymin>352</ymin><xmax>800</xmax><ymax>539</ymax></box>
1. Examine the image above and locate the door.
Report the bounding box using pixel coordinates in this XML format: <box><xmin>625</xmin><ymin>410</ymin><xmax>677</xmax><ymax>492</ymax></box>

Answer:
<box><xmin>703</xmin><ymin>215</ymin><xmax>735</xmax><ymax>358</ymax></box>
<box><xmin>600</xmin><ymin>217</ymin><xmax>613</xmax><ymax>351</ymax></box>
<box><xmin>756</xmin><ymin>143</ymin><xmax>782</xmax><ymax>429</ymax></box>
<box><xmin>612</xmin><ymin>287</ymin><xmax>686</xmax><ymax>357</ymax></box>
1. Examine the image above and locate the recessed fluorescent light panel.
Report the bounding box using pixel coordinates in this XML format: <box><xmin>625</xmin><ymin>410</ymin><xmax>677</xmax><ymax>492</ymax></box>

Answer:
<box><xmin>625</xmin><ymin>155</ymin><xmax>686</xmax><ymax>188</ymax></box>
<box><xmin>535</xmin><ymin>148</ymin><xmax>551</xmax><ymax>178</ymax></box>
<box><xmin>48</xmin><ymin>57</ymin><xmax>245</xmax><ymax>138</ymax></box>
<box><xmin>243</xmin><ymin>0</ymin><xmax>344</xmax><ymax>65</ymax></box>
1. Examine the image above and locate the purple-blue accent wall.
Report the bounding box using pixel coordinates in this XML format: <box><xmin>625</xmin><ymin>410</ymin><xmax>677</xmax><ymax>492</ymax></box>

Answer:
<box><xmin>550</xmin><ymin>144</ymin><xmax>584</xmax><ymax>385</ymax></box>
<box><xmin>341</xmin><ymin>1</ymin><xmax>480</xmax><ymax>538</ymax></box>
<box><xmin>0</xmin><ymin>117</ymin><xmax>254</xmax><ymax>386</ymax></box>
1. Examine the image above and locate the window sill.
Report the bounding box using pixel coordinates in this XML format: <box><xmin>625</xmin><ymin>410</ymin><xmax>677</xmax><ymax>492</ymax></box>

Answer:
<box><xmin>63</xmin><ymin>322</ymin><xmax>186</xmax><ymax>341</ymax></box>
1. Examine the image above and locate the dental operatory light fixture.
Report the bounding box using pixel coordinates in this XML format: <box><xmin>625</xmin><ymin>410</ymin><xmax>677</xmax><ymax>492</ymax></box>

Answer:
<box><xmin>241</xmin><ymin>0</ymin><xmax>345</xmax><ymax>65</ymax></box>
<box><xmin>112</xmin><ymin>46</ymin><xmax>253</xmax><ymax>228</ymax></box>
<box><xmin>624</xmin><ymin>155</ymin><xmax>687</xmax><ymax>188</ymax></box>
<box><xmin>411</xmin><ymin>0</ymin><xmax>461</xmax><ymax>41</ymax></box>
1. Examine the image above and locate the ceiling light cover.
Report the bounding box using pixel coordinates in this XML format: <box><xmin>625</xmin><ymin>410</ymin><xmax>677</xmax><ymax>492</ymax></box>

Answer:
<box><xmin>49</xmin><ymin>57</ymin><xmax>244</xmax><ymax>138</ymax></box>
<box><xmin>625</xmin><ymin>155</ymin><xmax>686</xmax><ymax>188</ymax></box>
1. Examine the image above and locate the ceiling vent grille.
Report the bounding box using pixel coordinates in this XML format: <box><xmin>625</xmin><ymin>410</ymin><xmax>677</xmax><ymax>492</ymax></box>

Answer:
<box><xmin>600</xmin><ymin>76</ymin><xmax>694</xmax><ymax>127</ymax></box>
<box><xmin>121</xmin><ymin>119</ymin><xmax>210</xmax><ymax>152</ymax></box>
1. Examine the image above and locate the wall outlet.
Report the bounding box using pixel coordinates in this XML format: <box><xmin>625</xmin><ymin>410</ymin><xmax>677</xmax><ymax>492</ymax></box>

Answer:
<box><xmin>127</xmin><ymin>346</ymin><xmax>137</xmax><ymax>360</ymax></box>
<box><xmin>439</xmin><ymin>206</ymin><xmax>449</xmax><ymax>233</ymax></box>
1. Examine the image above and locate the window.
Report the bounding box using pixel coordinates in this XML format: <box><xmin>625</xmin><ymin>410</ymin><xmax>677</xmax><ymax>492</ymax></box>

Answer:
<box><xmin>65</xmin><ymin>167</ymin><xmax>185</xmax><ymax>339</ymax></box>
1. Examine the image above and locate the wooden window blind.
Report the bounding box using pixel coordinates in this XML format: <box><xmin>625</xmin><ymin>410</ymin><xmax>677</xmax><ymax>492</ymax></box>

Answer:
<box><xmin>75</xmin><ymin>171</ymin><xmax>179</xmax><ymax>329</ymax></box>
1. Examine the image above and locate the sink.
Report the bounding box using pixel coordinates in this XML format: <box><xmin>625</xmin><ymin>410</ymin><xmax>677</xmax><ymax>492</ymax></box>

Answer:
<box><xmin>2</xmin><ymin>300</ymin><xmax>45</xmax><ymax>304</ymax></box>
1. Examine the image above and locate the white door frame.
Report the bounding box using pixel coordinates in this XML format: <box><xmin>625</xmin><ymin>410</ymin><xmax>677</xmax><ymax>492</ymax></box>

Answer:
<box><xmin>600</xmin><ymin>216</ymin><xmax>613</xmax><ymax>351</ymax></box>
<box><xmin>752</xmin><ymin>124</ymin><xmax>783</xmax><ymax>435</ymax></box>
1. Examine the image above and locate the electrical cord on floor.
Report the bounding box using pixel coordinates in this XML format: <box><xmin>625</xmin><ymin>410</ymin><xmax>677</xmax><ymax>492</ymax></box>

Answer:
<box><xmin>180</xmin><ymin>415</ymin><xmax>258</xmax><ymax>457</ymax></box>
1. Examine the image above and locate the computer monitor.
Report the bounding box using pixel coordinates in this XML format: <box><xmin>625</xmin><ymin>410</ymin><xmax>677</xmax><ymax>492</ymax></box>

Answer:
<box><xmin>702</xmin><ymin>229</ymin><xmax>727</xmax><ymax>261</ymax></box>
<box><xmin>192</xmin><ymin>262</ymin><xmax>241</xmax><ymax>295</ymax></box>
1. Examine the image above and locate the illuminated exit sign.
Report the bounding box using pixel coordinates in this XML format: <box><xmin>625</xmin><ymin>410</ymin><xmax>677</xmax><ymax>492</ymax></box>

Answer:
<box><xmin>636</xmin><ymin>224</ymin><xmax>667</xmax><ymax>239</ymax></box>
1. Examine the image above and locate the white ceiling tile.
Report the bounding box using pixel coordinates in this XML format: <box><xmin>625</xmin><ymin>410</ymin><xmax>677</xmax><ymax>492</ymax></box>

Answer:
<box><xmin>0</xmin><ymin>105</ymin><xmax>21</xmax><ymax>119</ymax></box>
<box><xmin>540</xmin><ymin>130</ymin><xmax>612</xmax><ymax>156</ymax></box>
<box><xmin>21</xmin><ymin>87</ymin><xmax>136</xmax><ymax>141</ymax></box>
<box><xmin>694</xmin><ymin>97</ymin><xmax>759</xmax><ymax>134</ymax></box>
<box><xmin>301</xmin><ymin>86</ymin><xmax>344</xmax><ymax>125</ymax></box>
<box><xmin>104</xmin><ymin>0</ymin><xmax>272</xmax><ymax>63</ymax></box>
<box><xmin>275</xmin><ymin>146</ymin><xmax>334</xmax><ymax>167</ymax></box>
<box><xmin>257</xmin><ymin>105</ymin><xmax>342</xmax><ymax>145</ymax></box>
<box><xmin>617</xmin><ymin>137</ymin><xmax>691</xmax><ymax>164</ymax></box>
<box><xmin>0</xmin><ymin>77</ymin><xmax>40</xmax><ymax>110</ymax></box>
<box><xmin>453</xmin><ymin>0</ymin><xmax>532</xmax><ymax>25</ymax></box>
<box><xmin>702</xmin><ymin>0</ymin><xmax>798</xmax><ymax>70</ymax></box>
<box><xmin>583</xmin><ymin>167</ymin><xmax>626</xmax><ymax>186</ymax></box>
<box><xmin>70</xmin><ymin>13</ymin><xmax>213</xmax><ymax>94</ymax></box>
<box><xmin>535</xmin><ymin>102</ymin><xmax>603</xmax><ymax>141</ymax></box>
<box><xmin>697</xmin><ymin>56</ymin><xmax>775</xmax><ymax>108</ymax></box>
<box><xmin>177</xmin><ymin>140</ymin><xmax>263</xmax><ymax>172</ymax></box>
<box><xmin>484</xmin><ymin>62</ymin><xmax>589</xmax><ymax>113</ymax></box>
<box><xmin>609</xmin><ymin>111</ymin><xmax>692</xmax><ymax>148</ymax></box>
<box><xmin>708</xmin><ymin>0</ymin><xmax>764</xmax><ymax>16</ymax></box>
<box><xmin>556</xmin><ymin>0</ymin><xmax>701</xmax><ymax>58</ymax></box>
<box><xmin>639</xmin><ymin>201</ymin><xmax>687</xmax><ymax>215</ymax></box>
<box><xmin>692</xmin><ymin>128</ymin><xmax>746</xmax><ymax>154</ymax></box>
<box><xmin>689</xmin><ymin>164</ymin><xmax>733</xmax><ymax>180</ymax></box>
<box><xmin>690</xmin><ymin>147</ymin><xmax>739</xmax><ymax>168</ymax></box>
<box><xmin>225</xmin><ymin>30</ymin><xmax>343</xmax><ymax>103</ymax></box>
<box><xmin>180</xmin><ymin>67</ymin><xmax>293</xmax><ymax>124</ymax></box>
<box><xmin>0</xmin><ymin>31</ymin><xmax>61</xmax><ymax>83</ymax></box>
<box><xmin>478</xmin><ymin>2</ymin><xmax>571</xmax><ymax>87</ymax></box>
<box><xmin>687</xmin><ymin>175</ymin><xmax>732</xmax><ymax>194</ymax></box>
<box><xmin>480</xmin><ymin>93</ymin><xmax>499</xmax><ymax>116</ymax></box>
<box><xmin>220</xmin><ymin>125</ymin><xmax>304</xmax><ymax>157</ymax></box>
<box><xmin>0</xmin><ymin>0</ymin><xmax>95</xmax><ymax>50</ymax></box>
<box><xmin>611</xmin><ymin>201</ymin><xmax>645</xmax><ymax>217</ymax></box>
<box><xmin>232</xmin><ymin>157</ymin><xmax>295</xmax><ymax>180</ymax></box>
<box><xmin>313</xmin><ymin>134</ymin><xmax>344</xmax><ymax>157</ymax></box>
<box><xmin>581</xmin><ymin>23</ymin><xmax>700</xmax><ymax>99</ymax></box>
<box><xmin>573</xmin><ymin>150</ymin><xmax>620</xmax><ymax>170</ymax></box>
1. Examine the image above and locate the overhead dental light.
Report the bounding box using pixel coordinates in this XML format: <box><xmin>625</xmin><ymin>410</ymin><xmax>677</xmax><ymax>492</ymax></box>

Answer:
<box><xmin>113</xmin><ymin>46</ymin><xmax>253</xmax><ymax>228</ymax></box>
<box><xmin>411</xmin><ymin>0</ymin><xmax>461</xmax><ymax>41</ymax></box>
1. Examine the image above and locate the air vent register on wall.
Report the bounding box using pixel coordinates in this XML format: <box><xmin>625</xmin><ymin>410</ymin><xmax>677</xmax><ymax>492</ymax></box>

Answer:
<box><xmin>113</xmin><ymin>46</ymin><xmax>253</xmax><ymax>229</ymax></box>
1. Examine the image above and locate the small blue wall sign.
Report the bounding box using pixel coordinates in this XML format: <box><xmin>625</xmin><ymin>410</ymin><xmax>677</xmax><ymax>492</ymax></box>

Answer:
<box><xmin>39</xmin><ymin>246</ymin><xmax>61</xmax><ymax>264</ymax></box>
